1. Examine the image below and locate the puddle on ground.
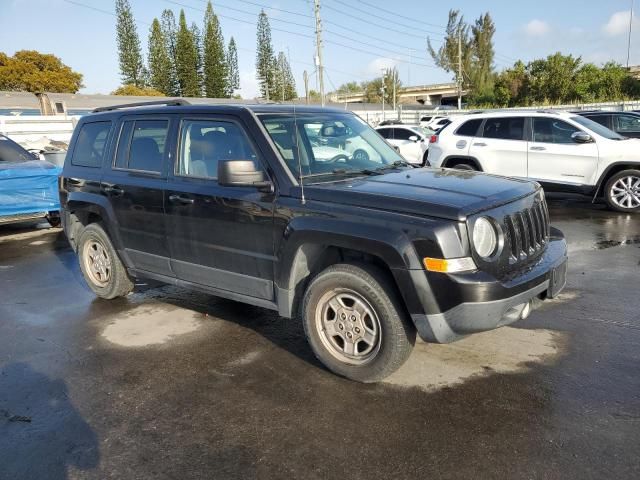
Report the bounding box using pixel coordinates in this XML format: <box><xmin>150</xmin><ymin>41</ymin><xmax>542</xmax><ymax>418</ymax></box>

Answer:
<box><xmin>385</xmin><ymin>327</ymin><xmax>565</xmax><ymax>391</ymax></box>
<box><xmin>101</xmin><ymin>303</ymin><xmax>202</xmax><ymax>347</ymax></box>
<box><xmin>595</xmin><ymin>237</ymin><xmax>640</xmax><ymax>250</ymax></box>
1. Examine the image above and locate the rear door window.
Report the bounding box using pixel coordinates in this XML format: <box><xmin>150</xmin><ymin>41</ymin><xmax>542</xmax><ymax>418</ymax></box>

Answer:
<box><xmin>455</xmin><ymin>119</ymin><xmax>483</xmax><ymax>137</ymax></box>
<box><xmin>114</xmin><ymin>119</ymin><xmax>168</xmax><ymax>173</ymax></box>
<box><xmin>481</xmin><ymin>117</ymin><xmax>525</xmax><ymax>140</ymax></box>
<box><xmin>616</xmin><ymin>114</ymin><xmax>640</xmax><ymax>135</ymax></box>
<box><xmin>585</xmin><ymin>115</ymin><xmax>610</xmax><ymax>129</ymax></box>
<box><xmin>71</xmin><ymin>121</ymin><xmax>112</xmax><ymax>167</ymax></box>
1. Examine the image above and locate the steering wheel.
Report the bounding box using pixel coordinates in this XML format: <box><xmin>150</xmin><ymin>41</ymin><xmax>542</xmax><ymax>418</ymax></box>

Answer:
<box><xmin>326</xmin><ymin>154</ymin><xmax>349</xmax><ymax>163</ymax></box>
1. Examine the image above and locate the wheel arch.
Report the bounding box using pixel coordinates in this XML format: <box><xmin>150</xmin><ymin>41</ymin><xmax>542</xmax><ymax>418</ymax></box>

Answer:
<box><xmin>275</xmin><ymin>220</ymin><xmax>424</xmax><ymax>319</ymax></box>
<box><xmin>593</xmin><ymin>161</ymin><xmax>640</xmax><ymax>200</ymax></box>
<box><xmin>441</xmin><ymin>155</ymin><xmax>483</xmax><ymax>171</ymax></box>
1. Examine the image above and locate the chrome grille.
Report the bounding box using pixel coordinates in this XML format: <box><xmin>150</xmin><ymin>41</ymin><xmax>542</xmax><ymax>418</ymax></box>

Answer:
<box><xmin>504</xmin><ymin>198</ymin><xmax>550</xmax><ymax>265</ymax></box>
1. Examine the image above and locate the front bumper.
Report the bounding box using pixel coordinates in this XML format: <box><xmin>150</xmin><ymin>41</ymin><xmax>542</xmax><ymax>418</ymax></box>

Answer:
<box><xmin>411</xmin><ymin>231</ymin><xmax>568</xmax><ymax>343</ymax></box>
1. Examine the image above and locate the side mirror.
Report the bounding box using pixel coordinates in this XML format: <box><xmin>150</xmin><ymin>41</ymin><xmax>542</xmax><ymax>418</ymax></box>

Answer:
<box><xmin>572</xmin><ymin>131</ymin><xmax>593</xmax><ymax>144</ymax></box>
<box><xmin>408</xmin><ymin>135</ymin><xmax>419</xmax><ymax>142</ymax></box>
<box><xmin>218</xmin><ymin>160</ymin><xmax>272</xmax><ymax>192</ymax></box>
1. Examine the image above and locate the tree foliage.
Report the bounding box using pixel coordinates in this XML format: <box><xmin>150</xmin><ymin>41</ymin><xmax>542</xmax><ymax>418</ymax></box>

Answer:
<box><xmin>175</xmin><ymin>10</ymin><xmax>200</xmax><ymax>97</ymax></box>
<box><xmin>363</xmin><ymin>68</ymin><xmax>401</xmax><ymax>103</ymax></box>
<box><xmin>147</xmin><ymin>19</ymin><xmax>173</xmax><ymax>95</ymax></box>
<box><xmin>273</xmin><ymin>51</ymin><xmax>297</xmax><ymax>101</ymax></box>
<box><xmin>115</xmin><ymin>0</ymin><xmax>146</xmax><ymax>87</ymax></box>
<box><xmin>0</xmin><ymin>50</ymin><xmax>84</xmax><ymax>93</ymax></box>
<box><xmin>226</xmin><ymin>37</ymin><xmax>240</xmax><ymax>97</ymax></box>
<box><xmin>160</xmin><ymin>9</ymin><xmax>180</xmax><ymax>96</ymax></box>
<box><xmin>428</xmin><ymin>10</ymin><xmax>495</xmax><ymax>102</ymax></box>
<box><xmin>256</xmin><ymin>10</ymin><xmax>277</xmax><ymax>100</ymax></box>
<box><xmin>111</xmin><ymin>84</ymin><xmax>164</xmax><ymax>96</ymax></box>
<box><xmin>203</xmin><ymin>1</ymin><xmax>227</xmax><ymax>98</ymax></box>
<box><xmin>489</xmin><ymin>54</ymin><xmax>640</xmax><ymax>107</ymax></box>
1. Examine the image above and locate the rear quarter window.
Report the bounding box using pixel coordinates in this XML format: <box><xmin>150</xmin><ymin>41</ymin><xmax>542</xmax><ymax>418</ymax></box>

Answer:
<box><xmin>454</xmin><ymin>119</ymin><xmax>483</xmax><ymax>137</ymax></box>
<box><xmin>71</xmin><ymin>121</ymin><xmax>112</xmax><ymax>168</ymax></box>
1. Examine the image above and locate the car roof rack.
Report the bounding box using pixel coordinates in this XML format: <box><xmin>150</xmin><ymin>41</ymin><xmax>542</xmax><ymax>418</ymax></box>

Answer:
<box><xmin>92</xmin><ymin>99</ymin><xmax>190</xmax><ymax>113</ymax></box>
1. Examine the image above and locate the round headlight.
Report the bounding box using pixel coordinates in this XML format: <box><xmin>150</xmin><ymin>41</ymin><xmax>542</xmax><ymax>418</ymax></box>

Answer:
<box><xmin>473</xmin><ymin>217</ymin><xmax>498</xmax><ymax>258</ymax></box>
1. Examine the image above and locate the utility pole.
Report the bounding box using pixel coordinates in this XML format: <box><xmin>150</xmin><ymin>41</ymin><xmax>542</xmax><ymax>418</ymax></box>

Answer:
<box><xmin>314</xmin><ymin>0</ymin><xmax>325</xmax><ymax>106</ymax></box>
<box><xmin>392</xmin><ymin>68</ymin><xmax>396</xmax><ymax>114</ymax></box>
<box><xmin>381</xmin><ymin>68</ymin><xmax>386</xmax><ymax>121</ymax></box>
<box><xmin>303</xmin><ymin>70</ymin><xmax>309</xmax><ymax>104</ymax></box>
<box><xmin>457</xmin><ymin>30</ymin><xmax>462</xmax><ymax>110</ymax></box>
<box><xmin>626</xmin><ymin>0</ymin><xmax>634</xmax><ymax>70</ymax></box>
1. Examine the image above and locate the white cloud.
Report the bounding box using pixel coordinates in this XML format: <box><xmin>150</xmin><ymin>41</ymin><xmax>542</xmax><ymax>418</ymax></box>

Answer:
<box><xmin>602</xmin><ymin>10</ymin><xmax>636</xmax><ymax>36</ymax></box>
<box><xmin>239</xmin><ymin>69</ymin><xmax>260</xmax><ymax>99</ymax></box>
<box><xmin>365</xmin><ymin>57</ymin><xmax>399</xmax><ymax>76</ymax></box>
<box><xmin>523</xmin><ymin>19</ymin><xmax>551</xmax><ymax>37</ymax></box>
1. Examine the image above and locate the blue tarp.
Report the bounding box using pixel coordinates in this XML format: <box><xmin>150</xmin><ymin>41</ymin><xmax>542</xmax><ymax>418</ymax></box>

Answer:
<box><xmin>0</xmin><ymin>161</ymin><xmax>61</xmax><ymax>216</ymax></box>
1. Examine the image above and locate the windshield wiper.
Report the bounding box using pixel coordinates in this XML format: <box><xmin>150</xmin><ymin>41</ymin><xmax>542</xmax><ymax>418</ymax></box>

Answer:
<box><xmin>374</xmin><ymin>160</ymin><xmax>413</xmax><ymax>172</ymax></box>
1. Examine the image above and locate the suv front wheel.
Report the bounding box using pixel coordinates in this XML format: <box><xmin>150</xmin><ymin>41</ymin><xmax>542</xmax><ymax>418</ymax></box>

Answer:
<box><xmin>77</xmin><ymin>223</ymin><xmax>134</xmax><ymax>299</ymax></box>
<box><xmin>301</xmin><ymin>263</ymin><xmax>415</xmax><ymax>382</ymax></box>
<box><xmin>605</xmin><ymin>169</ymin><xmax>640</xmax><ymax>213</ymax></box>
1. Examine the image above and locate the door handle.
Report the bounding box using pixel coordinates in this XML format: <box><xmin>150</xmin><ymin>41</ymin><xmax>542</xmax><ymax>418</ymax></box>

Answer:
<box><xmin>103</xmin><ymin>185</ymin><xmax>124</xmax><ymax>196</ymax></box>
<box><xmin>530</xmin><ymin>146</ymin><xmax>546</xmax><ymax>151</ymax></box>
<box><xmin>473</xmin><ymin>142</ymin><xmax>487</xmax><ymax>147</ymax></box>
<box><xmin>169</xmin><ymin>194</ymin><xmax>195</xmax><ymax>205</ymax></box>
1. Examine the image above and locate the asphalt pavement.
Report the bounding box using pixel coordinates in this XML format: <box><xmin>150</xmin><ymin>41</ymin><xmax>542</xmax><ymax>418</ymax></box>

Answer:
<box><xmin>0</xmin><ymin>195</ymin><xmax>639</xmax><ymax>480</ymax></box>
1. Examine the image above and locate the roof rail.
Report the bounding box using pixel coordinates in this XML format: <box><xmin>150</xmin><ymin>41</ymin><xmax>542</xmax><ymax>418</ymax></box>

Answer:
<box><xmin>92</xmin><ymin>98</ymin><xmax>190</xmax><ymax>113</ymax></box>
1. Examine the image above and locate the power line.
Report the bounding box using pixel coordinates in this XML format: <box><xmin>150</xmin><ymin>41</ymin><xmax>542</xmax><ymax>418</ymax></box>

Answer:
<box><xmin>356</xmin><ymin>0</ymin><xmax>447</xmax><ymax>30</ymax></box>
<box><xmin>322</xmin><ymin>2</ymin><xmax>426</xmax><ymax>39</ymax></box>
<box><xmin>62</xmin><ymin>0</ymin><xmax>151</xmax><ymax>25</ymax></box>
<box><xmin>163</xmin><ymin>0</ymin><xmax>315</xmax><ymax>39</ymax></box>
<box><xmin>225</xmin><ymin>0</ymin><xmax>312</xmax><ymax>19</ymax></box>
<box><xmin>327</xmin><ymin>0</ymin><xmax>446</xmax><ymax>37</ymax></box>
<box><xmin>324</xmin><ymin>39</ymin><xmax>439</xmax><ymax>69</ymax></box>
<box><xmin>191</xmin><ymin>0</ymin><xmax>313</xmax><ymax>29</ymax></box>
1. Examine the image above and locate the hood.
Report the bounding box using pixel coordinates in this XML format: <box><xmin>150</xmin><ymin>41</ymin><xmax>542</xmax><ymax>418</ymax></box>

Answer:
<box><xmin>304</xmin><ymin>168</ymin><xmax>538</xmax><ymax>221</ymax></box>
<box><xmin>0</xmin><ymin>159</ymin><xmax>60</xmax><ymax>176</ymax></box>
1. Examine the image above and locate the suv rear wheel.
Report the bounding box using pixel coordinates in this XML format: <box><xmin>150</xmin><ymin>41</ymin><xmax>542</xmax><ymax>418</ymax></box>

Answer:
<box><xmin>301</xmin><ymin>263</ymin><xmax>415</xmax><ymax>382</ymax></box>
<box><xmin>605</xmin><ymin>169</ymin><xmax>640</xmax><ymax>213</ymax></box>
<box><xmin>450</xmin><ymin>161</ymin><xmax>477</xmax><ymax>171</ymax></box>
<box><xmin>78</xmin><ymin>223</ymin><xmax>134</xmax><ymax>299</ymax></box>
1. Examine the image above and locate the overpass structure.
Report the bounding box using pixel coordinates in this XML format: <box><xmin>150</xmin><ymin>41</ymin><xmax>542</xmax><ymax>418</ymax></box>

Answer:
<box><xmin>329</xmin><ymin>82</ymin><xmax>467</xmax><ymax>107</ymax></box>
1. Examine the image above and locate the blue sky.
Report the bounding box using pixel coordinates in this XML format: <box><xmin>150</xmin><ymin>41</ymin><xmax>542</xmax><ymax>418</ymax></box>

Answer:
<box><xmin>1</xmin><ymin>0</ymin><xmax>638</xmax><ymax>97</ymax></box>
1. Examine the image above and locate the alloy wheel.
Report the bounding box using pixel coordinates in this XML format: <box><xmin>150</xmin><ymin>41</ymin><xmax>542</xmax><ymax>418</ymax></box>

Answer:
<box><xmin>610</xmin><ymin>175</ymin><xmax>640</xmax><ymax>209</ymax></box>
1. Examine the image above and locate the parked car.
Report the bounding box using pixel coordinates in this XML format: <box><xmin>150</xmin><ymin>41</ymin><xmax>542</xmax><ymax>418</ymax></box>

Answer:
<box><xmin>60</xmin><ymin>101</ymin><xmax>568</xmax><ymax>383</ymax></box>
<box><xmin>0</xmin><ymin>134</ymin><xmax>61</xmax><ymax>226</ymax></box>
<box><xmin>420</xmin><ymin>115</ymin><xmax>445</xmax><ymax>128</ymax></box>
<box><xmin>575</xmin><ymin>111</ymin><xmax>640</xmax><ymax>139</ymax></box>
<box><xmin>375</xmin><ymin>124</ymin><xmax>431</xmax><ymax>165</ymax></box>
<box><xmin>427</xmin><ymin>111</ymin><xmax>640</xmax><ymax>212</ymax></box>
<box><xmin>378</xmin><ymin>119</ymin><xmax>404</xmax><ymax>126</ymax></box>
<box><xmin>430</xmin><ymin>117</ymin><xmax>453</xmax><ymax>131</ymax></box>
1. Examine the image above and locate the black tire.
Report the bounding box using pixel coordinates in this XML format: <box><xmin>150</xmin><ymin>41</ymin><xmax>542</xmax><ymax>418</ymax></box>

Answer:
<box><xmin>352</xmin><ymin>149</ymin><xmax>369</xmax><ymax>162</ymax></box>
<box><xmin>46</xmin><ymin>212</ymin><xmax>61</xmax><ymax>228</ymax></box>
<box><xmin>77</xmin><ymin>223</ymin><xmax>134</xmax><ymax>299</ymax></box>
<box><xmin>451</xmin><ymin>162</ymin><xmax>477</xmax><ymax>171</ymax></box>
<box><xmin>301</xmin><ymin>263</ymin><xmax>415</xmax><ymax>383</ymax></box>
<box><xmin>422</xmin><ymin>151</ymin><xmax>430</xmax><ymax>167</ymax></box>
<box><xmin>604</xmin><ymin>169</ymin><xmax>640</xmax><ymax>213</ymax></box>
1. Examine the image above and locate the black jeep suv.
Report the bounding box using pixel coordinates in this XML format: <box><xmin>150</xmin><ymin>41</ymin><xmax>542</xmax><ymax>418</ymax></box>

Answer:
<box><xmin>60</xmin><ymin>101</ymin><xmax>568</xmax><ymax>382</ymax></box>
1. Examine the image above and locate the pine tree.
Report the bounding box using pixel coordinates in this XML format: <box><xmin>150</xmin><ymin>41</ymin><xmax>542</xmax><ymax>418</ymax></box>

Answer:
<box><xmin>147</xmin><ymin>18</ymin><xmax>173</xmax><ymax>95</ymax></box>
<box><xmin>203</xmin><ymin>1</ymin><xmax>228</xmax><ymax>98</ymax></box>
<box><xmin>282</xmin><ymin>54</ymin><xmax>297</xmax><ymax>100</ymax></box>
<box><xmin>191</xmin><ymin>22</ymin><xmax>203</xmax><ymax>96</ymax></box>
<box><xmin>160</xmin><ymin>9</ymin><xmax>180</xmax><ymax>95</ymax></box>
<box><xmin>256</xmin><ymin>10</ymin><xmax>276</xmax><ymax>100</ymax></box>
<box><xmin>115</xmin><ymin>0</ymin><xmax>146</xmax><ymax>86</ymax></box>
<box><xmin>175</xmin><ymin>10</ymin><xmax>200</xmax><ymax>97</ymax></box>
<box><xmin>226</xmin><ymin>37</ymin><xmax>240</xmax><ymax>97</ymax></box>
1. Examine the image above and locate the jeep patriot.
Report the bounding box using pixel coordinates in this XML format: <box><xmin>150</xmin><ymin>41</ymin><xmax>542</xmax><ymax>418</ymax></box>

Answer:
<box><xmin>60</xmin><ymin>101</ymin><xmax>568</xmax><ymax>382</ymax></box>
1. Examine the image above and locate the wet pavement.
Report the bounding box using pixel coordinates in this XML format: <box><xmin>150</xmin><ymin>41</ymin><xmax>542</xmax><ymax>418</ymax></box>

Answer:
<box><xmin>0</xmin><ymin>195</ymin><xmax>639</xmax><ymax>479</ymax></box>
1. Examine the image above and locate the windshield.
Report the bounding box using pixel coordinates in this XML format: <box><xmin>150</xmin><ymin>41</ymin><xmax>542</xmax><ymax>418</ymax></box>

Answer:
<box><xmin>260</xmin><ymin>112</ymin><xmax>406</xmax><ymax>183</ymax></box>
<box><xmin>0</xmin><ymin>135</ymin><xmax>35</xmax><ymax>162</ymax></box>
<box><xmin>571</xmin><ymin>116</ymin><xmax>625</xmax><ymax>140</ymax></box>
<box><xmin>408</xmin><ymin>125</ymin><xmax>434</xmax><ymax>137</ymax></box>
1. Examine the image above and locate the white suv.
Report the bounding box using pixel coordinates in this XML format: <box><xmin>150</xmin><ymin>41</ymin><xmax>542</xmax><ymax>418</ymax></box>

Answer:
<box><xmin>375</xmin><ymin>125</ymin><xmax>431</xmax><ymax>165</ymax></box>
<box><xmin>427</xmin><ymin>111</ymin><xmax>640</xmax><ymax>212</ymax></box>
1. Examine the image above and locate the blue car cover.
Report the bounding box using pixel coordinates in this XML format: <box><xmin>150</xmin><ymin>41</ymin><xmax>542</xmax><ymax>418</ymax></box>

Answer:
<box><xmin>0</xmin><ymin>160</ymin><xmax>61</xmax><ymax>216</ymax></box>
